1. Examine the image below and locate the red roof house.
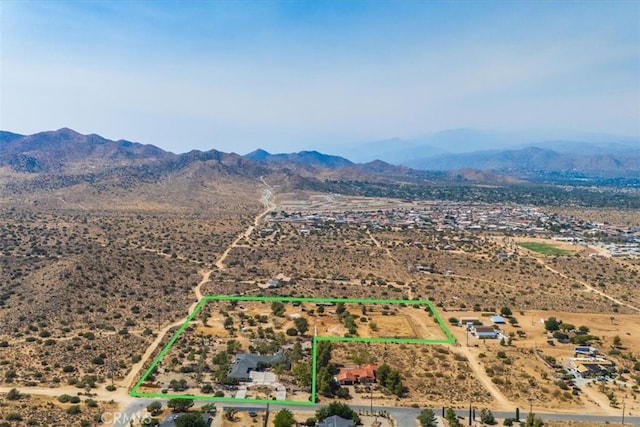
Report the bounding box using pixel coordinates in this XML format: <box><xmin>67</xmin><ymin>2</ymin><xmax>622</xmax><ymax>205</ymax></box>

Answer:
<box><xmin>335</xmin><ymin>364</ymin><xmax>377</xmax><ymax>385</ymax></box>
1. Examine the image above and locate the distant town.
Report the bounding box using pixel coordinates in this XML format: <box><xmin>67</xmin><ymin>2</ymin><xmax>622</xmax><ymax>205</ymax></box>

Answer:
<box><xmin>268</xmin><ymin>196</ymin><xmax>640</xmax><ymax>258</ymax></box>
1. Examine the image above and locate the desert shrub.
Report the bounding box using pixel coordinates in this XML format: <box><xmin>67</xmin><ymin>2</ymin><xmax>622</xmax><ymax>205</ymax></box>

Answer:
<box><xmin>66</xmin><ymin>405</ymin><xmax>82</xmax><ymax>415</ymax></box>
<box><xmin>286</xmin><ymin>328</ymin><xmax>298</xmax><ymax>336</ymax></box>
<box><xmin>58</xmin><ymin>394</ymin><xmax>72</xmax><ymax>403</ymax></box>
<box><xmin>6</xmin><ymin>413</ymin><xmax>23</xmax><ymax>421</ymax></box>
<box><xmin>6</xmin><ymin>388</ymin><xmax>21</xmax><ymax>400</ymax></box>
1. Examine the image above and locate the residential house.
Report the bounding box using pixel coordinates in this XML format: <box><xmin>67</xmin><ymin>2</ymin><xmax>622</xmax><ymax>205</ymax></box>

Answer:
<box><xmin>335</xmin><ymin>364</ymin><xmax>377</xmax><ymax>386</ymax></box>
<box><xmin>568</xmin><ymin>357</ymin><xmax>615</xmax><ymax>378</ymax></box>
<box><xmin>317</xmin><ymin>415</ymin><xmax>355</xmax><ymax>427</ymax></box>
<box><xmin>460</xmin><ymin>317</ymin><xmax>479</xmax><ymax>326</ymax></box>
<box><xmin>228</xmin><ymin>353</ymin><xmax>283</xmax><ymax>381</ymax></box>
<box><xmin>574</xmin><ymin>346</ymin><xmax>598</xmax><ymax>357</ymax></box>
<box><xmin>267</xmin><ymin>273</ymin><xmax>294</xmax><ymax>288</ymax></box>
<box><xmin>471</xmin><ymin>325</ymin><xmax>499</xmax><ymax>339</ymax></box>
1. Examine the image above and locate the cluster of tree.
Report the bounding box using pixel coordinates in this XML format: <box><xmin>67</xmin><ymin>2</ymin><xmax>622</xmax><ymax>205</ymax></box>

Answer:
<box><xmin>287</xmin><ymin>317</ymin><xmax>310</xmax><ymax>336</ymax></box>
<box><xmin>313</xmin><ymin>341</ymin><xmax>349</xmax><ymax>398</ymax></box>
<box><xmin>441</xmin><ymin>408</ymin><xmax>495</xmax><ymax>426</ymax></box>
<box><xmin>417</xmin><ymin>408</ymin><xmax>437</xmax><ymax>427</ymax></box>
<box><xmin>274</xmin><ymin>408</ymin><xmax>296</xmax><ymax>427</ymax></box>
<box><xmin>290</xmin><ymin>339</ymin><xmax>312</xmax><ymax>387</ymax></box>
<box><xmin>272</xmin><ymin>301</ymin><xmax>286</xmax><ymax>316</ymax></box>
<box><xmin>316</xmin><ymin>341</ymin><xmax>342</xmax><ymax>397</ymax></box>
<box><xmin>376</xmin><ymin>363</ymin><xmax>407</xmax><ymax>398</ymax></box>
<box><xmin>315</xmin><ymin>402</ymin><xmax>361</xmax><ymax>425</ymax></box>
<box><xmin>444</xmin><ymin>407</ymin><xmax>462</xmax><ymax>427</ymax></box>
<box><xmin>169</xmin><ymin>378</ymin><xmax>188</xmax><ymax>391</ymax></box>
<box><xmin>167</xmin><ymin>398</ymin><xmax>194</xmax><ymax>412</ymax></box>
<box><xmin>479</xmin><ymin>408</ymin><xmax>496</xmax><ymax>424</ymax></box>
<box><xmin>544</xmin><ymin>318</ymin><xmax>599</xmax><ymax>345</ymax></box>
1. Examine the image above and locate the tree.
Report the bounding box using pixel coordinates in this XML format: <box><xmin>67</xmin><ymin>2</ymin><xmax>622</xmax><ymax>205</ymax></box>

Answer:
<box><xmin>525</xmin><ymin>412</ymin><xmax>544</xmax><ymax>427</ymax></box>
<box><xmin>552</xmin><ymin>331</ymin><xmax>568</xmax><ymax>341</ymax></box>
<box><xmin>293</xmin><ymin>362</ymin><xmax>312</xmax><ymax>387</ymax></box>
<box><xmin>386</xmin><ymin>370</ymin><xmax>407</xmax><ymax>397</ymax></box>
<box><xmin>559</xmin><ymin>323</ymin><xmax>575</xmax><ymax>332</ymax></box>
<box><xmin>167</xmin><ymin>398</ymin><xmax>194</xmax><ymax>412</ymax></box>
<box><xmin>271</xmin><ymin>301</ymin><xmax>286</xmax><ymax>316</ymax></box>
<box><xmin>175</xmin><ymin>413</ymin><xmax>207</xmax><ymax>427</ymax></box>
<box><xmin>317</xmin><ymin>341</ymin><xmax>333</xmax><ymax>368</ymax></box>
<box><xmin>317</xmin><ymin>305</ymin><xmax>325</xmax><ymax>315</ymax></box>
<box><xmin>444</xmin><ymin>407</ymin><xmax>457</xmax><ymax>422</ymax></box>
<box><xmin>376</xmin><ymin>363</ymin><xmax>391</xmax><ymax>386</ymax></box>
<box><xmin>318</xmin><ymin>367</ymin><xmax>338</xmax><ymax>397</ymax></box>
<box><xmin>274</xmin><ymin>409</ymin><xmax>296</xmax><ymax>427</ymax></box>
<box><xmin>417</xmin><ymin>408</ymin><xmax>437</xmax><ymax>427</ymax></box>
<box><xmin>500</xmin><ymin>306</ymin><xmax>512</xmax><ymax>317</ymax></box>
<box><xmin>294</xmin><ymin>317</ymin><xmax>309</xmax><ymax>335</ymax></box>
<box><xmin>544</xmin><ymin>317</ymin><xmax>560</xmax><ymax>332</ymax></box>
<box><xmin>315</xmin><ymin>402</ymin><xmax>360</xmax><ymax>425</ymax></box>
<box><xmin>480</xmin><ymin>408</ymin><xmax>495</xmax><ymax>424</ymax></box>
<box><xmin>146</xmin><ymin>401</ymin><xmax>162</xmax><ymax>415</ymax></box>
<box><xmin>508</xmin><ymin>317</ymin><xmax>519</xmax><ymax>326</ymax></box>
<box><xmin>290</xmin><ymin>341</ymin><xmax>303</xmax><ymax>363</ymax></box>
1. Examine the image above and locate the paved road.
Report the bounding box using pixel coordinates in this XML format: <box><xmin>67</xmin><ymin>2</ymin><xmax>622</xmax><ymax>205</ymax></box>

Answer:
<box><xmin>110</xmin><ymin>399</ymin><xmax>639</xmax><ymax>426</ymax></box>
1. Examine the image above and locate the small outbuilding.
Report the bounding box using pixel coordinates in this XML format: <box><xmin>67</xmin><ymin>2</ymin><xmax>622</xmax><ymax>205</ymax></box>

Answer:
<box><xmin>490</xmin><ymin>315</ymin><xmax>506</xmax><ymax>324</ymax></box>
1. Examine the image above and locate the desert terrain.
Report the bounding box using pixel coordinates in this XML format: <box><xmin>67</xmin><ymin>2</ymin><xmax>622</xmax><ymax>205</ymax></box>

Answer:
<box><xmin>1</xmin><ymin>176</ymin><xmax>639</xmax><ymax>426</ymax></box>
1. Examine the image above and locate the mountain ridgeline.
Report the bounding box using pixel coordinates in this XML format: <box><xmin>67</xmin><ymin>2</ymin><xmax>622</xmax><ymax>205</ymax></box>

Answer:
<box><xmin>0</xmin><ymin>128</ymin><xmax>638</xmax><ymax>209</ymax></box>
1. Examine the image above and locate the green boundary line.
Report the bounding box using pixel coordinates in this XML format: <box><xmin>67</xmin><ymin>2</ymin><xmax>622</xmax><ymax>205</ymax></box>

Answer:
<box><xmin>130</xmin><ymin>295</ymin><xmax>455</xmax><ymax>405</ymax></box>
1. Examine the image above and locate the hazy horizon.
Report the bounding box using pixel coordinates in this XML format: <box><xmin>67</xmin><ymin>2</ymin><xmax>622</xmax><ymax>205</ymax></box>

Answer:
<box><xmin>1</xmin><ymin>1</ymin><xmax>639</xmax><ymax>155</ymax></box>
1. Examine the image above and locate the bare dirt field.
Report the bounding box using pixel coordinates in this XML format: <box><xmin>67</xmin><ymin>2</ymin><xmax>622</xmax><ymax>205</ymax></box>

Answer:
<box><xmin>331</xmin><ymin>341</ymin><xmax>494</xmax><ymax>408</ymax></box>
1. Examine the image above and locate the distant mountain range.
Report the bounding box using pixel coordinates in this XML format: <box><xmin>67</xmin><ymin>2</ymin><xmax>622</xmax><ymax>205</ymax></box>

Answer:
<box><xmin>330</xmin><ymin>129</ymin><xmax>638</xmax><ymax>178</ymax></box>
<box><xmin>405</xmin><ymin>146</ymin><xmax>640</xmax><ymax>178</ymax></box>
<box><xmin>1</xmin><ymin>128</ymin><xmax>637</xmax><ymax>185</ymax></box>
<box><xmin>0</xmin><ymin>129</ymin><xmax>425</xmax><ymax>193</ymax></box>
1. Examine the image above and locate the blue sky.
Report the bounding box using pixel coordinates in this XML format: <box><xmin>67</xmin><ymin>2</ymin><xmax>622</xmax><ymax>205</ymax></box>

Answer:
<box><xmin>1</xmin><ymin>1</ymin><xmax>638</xmax><ymax>154</ymax></box>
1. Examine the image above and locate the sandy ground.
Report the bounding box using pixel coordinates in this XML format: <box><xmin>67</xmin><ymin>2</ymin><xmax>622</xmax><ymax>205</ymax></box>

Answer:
<box><xmin>446</xmin><ymin>309</ymin><xmax>640</xmax><ymax>416</ymax></box>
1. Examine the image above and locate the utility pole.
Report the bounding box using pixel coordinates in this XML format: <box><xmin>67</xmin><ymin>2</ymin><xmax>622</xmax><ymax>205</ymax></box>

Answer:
<box><xmin>370</xmin><ymin>385</ymin><xmax>376</xmax><ymax>420</ymax></box>
<box><xmin>622</xmin><ymin>400</ymin><xmax>625</xmax><ymax>425</ymax></box>
<box><xmin>108</xmin><ymin>353</ymin><xmax>116</xmax><ymax>388</ymax></box>
<box><xmin>468</xmin><ymin>377</ymin><xmax>473</xmax><ymax>427</ymax></box>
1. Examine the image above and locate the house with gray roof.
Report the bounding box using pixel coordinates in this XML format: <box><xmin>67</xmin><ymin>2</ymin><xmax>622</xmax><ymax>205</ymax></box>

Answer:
<box><xmin>228</xmin><ymin>352</ymin><xmax>283</xmax><ymax>381</ymax></box>
<box><xmin>316</xmin><ymin>415</ymin><xmax>355</xmax><ymax>427</ymax></box>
